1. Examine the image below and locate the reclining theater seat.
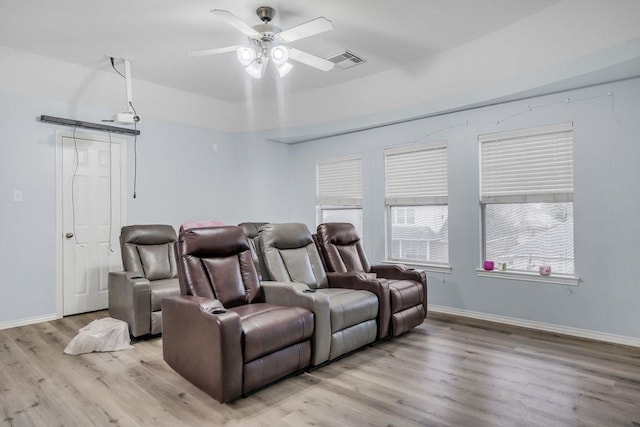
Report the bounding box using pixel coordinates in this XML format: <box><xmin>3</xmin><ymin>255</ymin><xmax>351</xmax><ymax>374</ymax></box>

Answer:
<box><xmin>108</xmin><ymin>224</ymin><xmax>181</xmax><ymax>337</ymax></box>
<box><xmin>258</xmin><ymin>223</ymin><xmax>379</xmax><ymax>365</ymax></box>
<box><xmin>237</xmin><ymin>222</ymin><xmax>270</xmax><ymax>280</ymax></box>
<box><xmin>317</xmin><ymin>222</ymin><xmax>427</xmax><ymax>337</ymax></box>
<box><xmin>162</xmin><ymin>226</ymin><xmax>314</xmax><ymax>403</ymax></box>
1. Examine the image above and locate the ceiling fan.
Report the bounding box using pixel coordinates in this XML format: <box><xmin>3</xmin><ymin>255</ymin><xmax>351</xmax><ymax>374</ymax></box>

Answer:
<box><xmin>189</xmin><ymin>6</ymin><xmax>336</xmax><ymax>79</ymax></box>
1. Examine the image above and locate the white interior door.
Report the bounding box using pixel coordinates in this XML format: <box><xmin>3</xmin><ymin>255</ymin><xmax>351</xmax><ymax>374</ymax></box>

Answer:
<box><xmin>57</xmin><ymin>131</ymin><xmax>125</xmax><ymax>316</ymax></box>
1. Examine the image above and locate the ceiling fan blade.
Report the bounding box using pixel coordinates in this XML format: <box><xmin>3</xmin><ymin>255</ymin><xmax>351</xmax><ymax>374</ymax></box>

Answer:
<box><xmin>278</xmin><ymin>17</ymin><xmax>333</xmax><ymax>43</ymax></box>
<box><xmin>188</xmin><ymin>45</ymin><xmax>241</xmax><ymax>57</ymax></box>
<box><xmin>288</xmin><ymin>48</ymin><xmax>334</xmax><ymax>72</ymax></box>
<box><xmin>211</xmin><ymin>9</ymin><xmax>262</xmax><ymax>38</ymax></box>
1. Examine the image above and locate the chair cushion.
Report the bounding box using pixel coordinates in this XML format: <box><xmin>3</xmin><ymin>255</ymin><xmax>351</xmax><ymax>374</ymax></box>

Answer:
<box><xmin>260</xmin><ymin>223</ymin><xmax>329</xmax><ymax>288</ymax></box>
<box><xmin>230</xmin><ymin>303</ymin><xmax>314</xmax><ymax>362</ymax></box>
<box><xmin>238</xmin><ymin>222</ymin><xmax>268</xmax><ymax>239</ymax></box>
<box><xmin>150</xmin><ymin>278</ymin><xmax>181</xmax><ymax>311</ymax></box>
<box><xmin>120</xmin><ymin>224</ymin><xmax>177</xmax><ymax>274</ymax></box>
<box><xmin>179</xmin><ymin>220</ymin><xmax>225</xmax><ymax>233</ymax></box>
<box><xmin>138</xmin><ymin>244</ymin><xmax>174</xmax><ymax>280</ymax></box>
<box><xmin>329</xmin><ymin>320</ymin><xmax>377</xmax><ymax>360</ymax></box>
<box><xmin>243</xmin><ymin>342</ymin><xmax>311</xmax><ymax>394</ymax></box>
<box><xmin>316</xmin><ymin>223</ymin><xmax>371</xmax><ymax>273</ymax></box>
<box><xmin>387</xmin><ymin>279</ymin><xmax>424</xmax><ymax>313</ymax></box>
<box><xmin>391</xmin><ymin>305</ymin><xmax>426</xmax><ymax>336</ymax></box>
<box><xmin>177</xmin><ymin>227</ymin><xmax>262</xmax><ymax>306</ymax></box>
<box><xmin>317</xmin><ymin>288</ymin><xmax>378</xmax><ymax>333</ymax></box>
<box><xmin>279</xmin><ymin>247</ymin><xmax>319</xmax><ymax>285</ymax></box>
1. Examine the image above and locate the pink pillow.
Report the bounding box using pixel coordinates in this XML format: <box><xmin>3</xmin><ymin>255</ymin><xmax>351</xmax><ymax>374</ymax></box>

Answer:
<box><xmin>180</xmin><ymin>220</ymin><xmax>225</xmax><ymax>233</ymax></box>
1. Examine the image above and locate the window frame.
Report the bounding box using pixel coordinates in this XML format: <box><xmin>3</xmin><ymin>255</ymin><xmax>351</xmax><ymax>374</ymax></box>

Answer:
<box><xmin>383</xmin><ymin>141</ymin><xmax>451</xmax><ymax>271</ymax></box>
<box><xmin>316</xmin><ymin>154</ymin><xmax>363</xmax><ymax>236</ymax></box>
<box><xmin>478</xmin><ymin>123</ymin><xmax>579</xmax><ymax>285</ymax></box>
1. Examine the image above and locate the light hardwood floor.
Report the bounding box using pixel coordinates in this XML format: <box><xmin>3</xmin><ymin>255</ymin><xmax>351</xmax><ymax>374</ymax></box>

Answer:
<box><xmin>1</xmin><ymin>311</ymin><xmax>639</xmax><ymax>427</ymax></box>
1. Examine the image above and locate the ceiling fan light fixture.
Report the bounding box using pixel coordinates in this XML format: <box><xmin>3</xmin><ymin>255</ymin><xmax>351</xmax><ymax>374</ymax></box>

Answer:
<box><xmin>270</xmin><ymin>45</ymin><xmax>289</xmax><ymax>66</ymax></box>
<box><xmin>236</xmin><ymin>45</ymin><xmax>256</xmax><ymax>67</ymax></box>
<box><xmin>194</xmin><ymin>7</ymin><xmax>338</xmax><ymax>79</ymax></box>
<box><xmin>276</xmin><ymin>62</ymin><xmax>293</xmax><ymax>78</ymax></box>
<box><xmin>244</xmin><ymin>60</ymin><xmax>265</xmax><ymax>79</ymax></box>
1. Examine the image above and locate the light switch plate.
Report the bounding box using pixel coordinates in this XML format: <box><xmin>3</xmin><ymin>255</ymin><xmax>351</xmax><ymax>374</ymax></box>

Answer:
<box><xmin>13</xmin><ymin>190</ymin><xmax>23</xmax><ymax>203</ymax></box>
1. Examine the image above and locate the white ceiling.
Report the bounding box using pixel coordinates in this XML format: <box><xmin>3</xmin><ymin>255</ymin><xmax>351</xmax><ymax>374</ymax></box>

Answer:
<box><xmin>0</xmin><ymin>0</ymin><xmax>561</xmax><ymax>104</ymax></box>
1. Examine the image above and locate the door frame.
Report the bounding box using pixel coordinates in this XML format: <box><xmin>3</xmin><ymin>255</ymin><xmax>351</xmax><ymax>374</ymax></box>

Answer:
<box><xmin>55</xmin><ymin>129</ymin><xmax>127</xmax><ymax>318</ymax></box>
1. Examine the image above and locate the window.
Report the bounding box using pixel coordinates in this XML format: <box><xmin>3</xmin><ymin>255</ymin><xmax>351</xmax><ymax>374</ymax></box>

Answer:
<box><xmin>480</xmin><ymin>123</ymin><xmax>575</xmax><ymax>275</ymax></box>
<box><xmin>385</xmin><ymin>141</ymin><xmax>448</xmax><ymax>265</ymax></box>
<box><xmin>317</xmin><ymin>155</ymin><xmax>363</xmax><ymax>235</ymax></box>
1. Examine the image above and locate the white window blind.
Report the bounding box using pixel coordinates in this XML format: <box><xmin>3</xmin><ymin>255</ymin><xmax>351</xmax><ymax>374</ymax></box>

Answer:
<box><xmin>385</xmin><ymin>141</ymin><xmax>448</xmax><ymax>206</ymax></box>
<box><xmin>480</xmin><ymin>123</ymin><xmax>574</xmax><ymax>204</ymax></box>
<box><xmin>385</xmin><ymin>141</ymin><xmax>449</xmax><ymax>265</ymax></box>
<box><xmin>317</xmin><ymin>155</ymin><xmax>362</xmax><ymax>206</ymax></box>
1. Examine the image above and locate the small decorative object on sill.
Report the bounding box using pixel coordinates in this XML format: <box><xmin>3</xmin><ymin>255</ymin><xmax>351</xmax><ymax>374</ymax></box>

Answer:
<box><xmin>483</xmin><ymin>261</ymin><xmax>495</xmax><ymax>271</ymax></box>
<box><xmin>501</xmin><ymin>263</ymin><xmax>507</xmax><ymax>271</ymax></box>
<box><xmin>539</xmin><ymin>266</ymin><xmax>551</xmax><ymax>276</ymax></box>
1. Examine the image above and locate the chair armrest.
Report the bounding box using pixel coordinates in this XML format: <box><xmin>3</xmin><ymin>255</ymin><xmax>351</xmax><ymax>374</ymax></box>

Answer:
<box><xmin>261</xmin><ymin>281</ymin><xmax>331</xmax><ymax>365</ymax></box>
<box><xmin>326</xmin><ymin>272</ymin><xmax>386</xmax><ymax>293</ymax></box>
<box><xmin>108</xmin><ymin>271</ymin><xmax>153</xmax><ymax>337</ymax></box>
<box><xmin>326</xmin><ymin>272</ymin><xmax>391</xmax><ymax>339</ymax></box>
<box><xmin>161</xmin><ymin>295</ymin><xmax>243</xmax><ymax>403</ymax></box>
<box><xmin>370</xmin><ymin>264</ymin><xmax>426</xmax><ymax>284</ymax></box>
<box><xmin>370</xmin><ymin>264</ymin><xmax>428</xmax><ymax>310</ymax></box>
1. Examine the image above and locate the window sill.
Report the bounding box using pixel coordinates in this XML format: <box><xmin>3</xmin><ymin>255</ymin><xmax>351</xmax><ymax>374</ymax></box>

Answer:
<box><xmin>475</xmin><ymin>268</ymin><xmax>580</xmax><ymax>286</ymax></box>
<box><xmin>382</xmin><ymin>260</ymin><xmax>452</xmax><ymax>274</ymax></box>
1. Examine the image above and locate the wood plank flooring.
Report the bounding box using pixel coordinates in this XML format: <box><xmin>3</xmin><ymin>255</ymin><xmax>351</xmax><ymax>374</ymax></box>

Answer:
<box><xmin>1</xmin><ymin>311</ymin><xmax>639</xmax><ymax>426</ymax></box>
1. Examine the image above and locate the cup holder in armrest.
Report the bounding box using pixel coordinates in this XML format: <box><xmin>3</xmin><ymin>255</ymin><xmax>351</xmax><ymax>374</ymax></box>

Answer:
<box><xmin>211</xmin><ymin>309</ymin><xmax>227</xmax><ymax>314</ymax></box>
<box><xmin>130</xmin><ymin>276</ymin><xmax>144</xmax><ymax>279</ymax></box>
<box><xmin>303</xmin><ymin>289</ymin><xmax>316</xmax><ymax>293</ymax></box>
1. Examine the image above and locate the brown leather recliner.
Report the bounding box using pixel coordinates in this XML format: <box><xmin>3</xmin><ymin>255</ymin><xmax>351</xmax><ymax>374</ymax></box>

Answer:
<box><xmin>108</xmin><ymin>224</ymin><xmax>181</xmax><ymax>337</ymax></box>
<box><xmin>316</xmin><ymin>222</ymin><xmax>427</xmax><ymax>337</ymax></box>
<box><xmin>162</xmin><ymin>226</ymin><xmax>314</xmax><ymax>403</ymax></box>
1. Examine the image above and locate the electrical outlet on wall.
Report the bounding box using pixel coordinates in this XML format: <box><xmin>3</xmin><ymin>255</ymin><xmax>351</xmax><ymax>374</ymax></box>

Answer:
<box><xmin>13</xmin><ymin>190</ymin><xmax>23</xmax><ymax>203</ymax></box>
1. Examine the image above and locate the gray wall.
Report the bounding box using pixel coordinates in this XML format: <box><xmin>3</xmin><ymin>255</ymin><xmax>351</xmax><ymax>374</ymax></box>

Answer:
<box><xmin>2</xmin><ymin>77</ymin><xmax>639</xmax><ymax>340</ymax></box>
<box><xmin>0</xmin><ymin>90</ymin><xmax>290</xmax><ymax>325</ymax></box>
<box><xmin>285</xmin><ymin>77</ymin><xmax>640</xmax><ymax>339</ymax></box>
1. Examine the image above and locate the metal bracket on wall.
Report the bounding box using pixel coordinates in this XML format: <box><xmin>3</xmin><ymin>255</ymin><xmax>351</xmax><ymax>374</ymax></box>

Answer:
<box><xmin>40</xmin><ymin>115</ymin><xmax>141</xmax><ymax>136</ymax></box>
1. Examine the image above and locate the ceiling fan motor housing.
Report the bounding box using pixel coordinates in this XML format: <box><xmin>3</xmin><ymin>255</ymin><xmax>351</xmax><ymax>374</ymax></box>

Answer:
<box><xmin>252</xmin><ymin>23</ymin><xmax>281</xmax><ymax>41</ymax></box>
<box><xmin>256</xmin><ymin>6</ymin><xmax>276</xmax><ymax>23</ymax></box>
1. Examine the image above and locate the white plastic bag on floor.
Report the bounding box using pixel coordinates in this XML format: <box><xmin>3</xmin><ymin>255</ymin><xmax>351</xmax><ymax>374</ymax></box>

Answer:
<box><xmin>64</xmin><ymin>317</ymin><xmax>133</xmax><ymax>355</ymax></box>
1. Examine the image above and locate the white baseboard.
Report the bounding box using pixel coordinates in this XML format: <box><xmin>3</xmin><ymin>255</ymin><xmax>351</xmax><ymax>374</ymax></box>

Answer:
<box><xmin>428</xmin><ymin>304</ymin><xmax>640</xmax><ymax>348</ymax></box>
<box><xmin>0</xmin><ymin>313</ymin><xmax>59</xmax><ymax>331</ymax></box>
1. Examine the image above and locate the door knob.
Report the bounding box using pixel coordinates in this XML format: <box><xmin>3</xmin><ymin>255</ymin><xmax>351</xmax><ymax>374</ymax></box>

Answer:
<box><xmin>65</xmin><ymin>232</ymin><xmax>74</xmax><ymax>239</ymax></box>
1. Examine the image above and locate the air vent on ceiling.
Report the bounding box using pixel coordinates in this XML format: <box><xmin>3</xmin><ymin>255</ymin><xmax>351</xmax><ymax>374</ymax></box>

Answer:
<box><xmin>327</xmin><ymin>50</ymin><xmax>366</xmax><ymax>69</ymax></box>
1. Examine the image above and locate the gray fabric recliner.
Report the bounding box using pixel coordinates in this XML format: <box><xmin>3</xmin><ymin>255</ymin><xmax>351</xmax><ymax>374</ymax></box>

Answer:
<box><xmin>257</xmin><ymin>223</ymin><xmax>379</xmax><ymax>365</ymax></box>
<box><xmin>108</xmin><ymin>224</ymin><xmax>181</xmax><ymax>337</ymax></box>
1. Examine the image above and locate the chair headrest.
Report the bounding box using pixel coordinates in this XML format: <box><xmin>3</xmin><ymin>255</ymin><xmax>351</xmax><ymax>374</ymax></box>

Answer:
<box><xmin>179</xmin><ymin>226</ymin><xmax>250</xmax><ymax>258</ymax></box>
<box><xmin>259</xmin><ymin>223</ymin><xmax>313</xmax><ymax>250</ymax></box>
<box><xmin>318</xmin><ymin>223</ymin><xmax>360</xmax><ymax>246</ymax></box>
<box><xmin>238</xmin><ymin>222</ymin><xmax>269</xmax><ymax>239</ymax></box>
<box><xmin>179</xmin><ymin>220</ymin><xmax>225</xmax><ymax>233</ymax></box>
<box><xmin>121</xmin><ymin>224</ymin><xmax>176</xmax><ymax>245</ymax></box>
